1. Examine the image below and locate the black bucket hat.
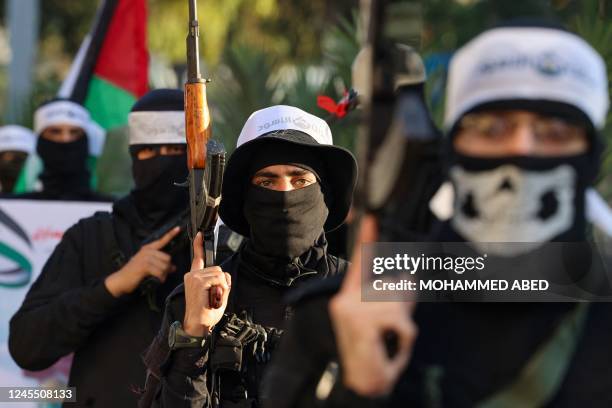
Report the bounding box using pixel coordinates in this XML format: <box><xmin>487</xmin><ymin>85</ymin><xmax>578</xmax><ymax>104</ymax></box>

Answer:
<box><xmin>219</xmin><ymin>105</ymin><xmax>357</xmax><ymax>237</ymax></box>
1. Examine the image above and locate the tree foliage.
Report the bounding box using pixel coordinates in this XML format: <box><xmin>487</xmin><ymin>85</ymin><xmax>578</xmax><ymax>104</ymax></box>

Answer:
<box><xmin>4</xmin><ymin>0</ymin><xmax>612</xmax><ymax>197</ymax></box>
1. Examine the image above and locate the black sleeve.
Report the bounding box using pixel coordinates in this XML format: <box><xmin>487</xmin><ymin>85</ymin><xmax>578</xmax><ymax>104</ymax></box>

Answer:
<box><xmin>140</xmin><ymin>291</ymin><xmax>212</xmax><ymax>408</ymax></box>
<box><xmin>8</xmin><ymin>221</ymin><xmax>125</xmax><ymax>370</ymax></box>
<box><xmin>261</xmin><ymin>294</ymin><xmax>388</xmax><ymax>408</ymax></box>
<box><xmin>261</xmin><ymin>294</ymin><xmax>337</xmax><ymax>408</ymax></box>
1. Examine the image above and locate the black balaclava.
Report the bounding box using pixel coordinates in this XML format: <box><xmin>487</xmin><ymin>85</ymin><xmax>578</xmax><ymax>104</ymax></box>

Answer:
<box><xmin>244</xmin><ymin>183</ymin><xmax>329</xmax><ymax>260</ymax></box>
<box><xmin>130</xmin><ymin>145</ymin><xmax>188</xmax><ymax>230</ymax></box>
<box><xmin>242</xmin><ymin>141</ymin><xmax>330</xmax><ymax>261</ymax></box>
<box><xmin>241</xmin><ymin>181</ymin><xmax>330</xmax><ymax>288</ymax></box>
<box><xmin>0</xmin><ymin>151</ymin><xmax>27</xmax><ymax>192</ymax></box>
<box><xmin>128</xmin><ymin>89</ymin><xmax>189</xmax><ymax>230</ymax></box>
<box><xmin>37</xmin><ymin>135</ymin><xmax>90</xmax><ymax>196</ymax></box>
<box><xmin>33</xmin><ymin>98</ymin><xmax>93</xmax><ymax>197</ymax></box>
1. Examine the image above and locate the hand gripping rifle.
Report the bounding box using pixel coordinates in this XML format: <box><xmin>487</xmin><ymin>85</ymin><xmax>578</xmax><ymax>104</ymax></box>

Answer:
<box><xmin>185</xmin><ymin>0</ymin><xmax>226</xmax><ymax>308</ymax></box>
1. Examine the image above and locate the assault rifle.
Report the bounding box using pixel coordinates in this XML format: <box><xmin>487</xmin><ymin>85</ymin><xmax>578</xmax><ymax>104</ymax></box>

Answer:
<box><xmin>140</xmin><ymin>0</ymin><xmax>227</xmax><ymax>308</ymax></box>
<box><xmin>185</xmin><ymin>0</ymin><xmax>226</xmax><ymax>308</ymax></box>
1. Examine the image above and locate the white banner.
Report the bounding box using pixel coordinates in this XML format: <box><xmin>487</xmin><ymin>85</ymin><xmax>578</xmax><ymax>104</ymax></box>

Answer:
<box><xmin>0</xmin><ymin>199</ymin><xmax>111</xmax><ymax>406</ymax></box>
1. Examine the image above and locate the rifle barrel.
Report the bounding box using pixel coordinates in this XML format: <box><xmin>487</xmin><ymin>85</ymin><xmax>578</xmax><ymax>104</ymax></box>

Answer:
<box><xmin>186</xmin><ymin>0</ymin><xmax>201</xmax><ymax>82</ymax></box>
<box><xmin>188</xmin><ymin>0</ymin><xmax>197</xmax><ymax>21</ymax></box>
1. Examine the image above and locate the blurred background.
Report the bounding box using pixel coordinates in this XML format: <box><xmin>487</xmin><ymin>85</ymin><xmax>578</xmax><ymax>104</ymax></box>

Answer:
<box><xmin>0</xmin><ymin>2</ymin><xmax>610</xmax><ymax>402</ymax></box>
<box><xmin>0</xmin><ymin>0</ymin><xmax>610</xmax><ymax>197</ymax></box>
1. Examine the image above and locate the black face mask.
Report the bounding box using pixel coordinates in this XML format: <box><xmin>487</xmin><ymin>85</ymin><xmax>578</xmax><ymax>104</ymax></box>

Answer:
<box><xmin>0</xmin><ymin>151</ymin><xmax>27</xmax><ymax>192</ymax></box>
<box><xmin>131</xmin><ymin>153</ymin><xmax>189</xmax><ymax>222</ymax></box>
<box><xmin>243</xmin><ymin>183</ymin><xmax>329</xmax><ymax>260</ymax></box>
<box><xmin>36</xmin><ymin>136</ymin><xmax>90</xmax><ymax>194</ymax></box>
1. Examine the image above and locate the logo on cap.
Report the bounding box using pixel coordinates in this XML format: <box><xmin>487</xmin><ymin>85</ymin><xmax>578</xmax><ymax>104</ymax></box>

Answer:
<box><xmin>256</xmin><ymin>116</ymin><xmax>292</xmax><ymax>133</ymax></box>
<box><xmin>292</xmin><ymin>116</ymin><xmax>310</xmax><ymax>130</ymax></box>
<box><xmin>477</xmin><ymin>49</ymin><xmax>594</xmax><ymax>86</ymax></box>
<box><xmin>536</xmin><ymin>52</ymin><xmax>563</xmax><ymax>76</ymax></box>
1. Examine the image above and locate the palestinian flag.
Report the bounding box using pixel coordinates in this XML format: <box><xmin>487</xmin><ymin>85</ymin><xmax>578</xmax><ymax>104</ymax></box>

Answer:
<box><xmin>59</xmin><ymin>0</ymin><xmax>148</xmax><ymax>131</ymax></box>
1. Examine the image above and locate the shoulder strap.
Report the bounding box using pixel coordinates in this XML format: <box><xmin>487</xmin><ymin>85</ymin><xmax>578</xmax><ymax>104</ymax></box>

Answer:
<box><xmin>477</xmin><ymin>304</ymin><xmax>590</xmax><ymax>408</ymax></box>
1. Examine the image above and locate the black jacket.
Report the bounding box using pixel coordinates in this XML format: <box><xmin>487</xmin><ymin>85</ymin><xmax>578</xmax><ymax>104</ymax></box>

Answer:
<box><xmin>139</xmin><ymin>247</ymin><xmax>349</xmax><ymax>408</ymax></box>
<box><xmin>8</xmin><ymin>195</ymin><xmax>189</xmax><ymax>407</ymax></box>
<box><xmin>261</xmin><ymin>275</ymin><xmax>612</xmax><ymax>408</ymax></box>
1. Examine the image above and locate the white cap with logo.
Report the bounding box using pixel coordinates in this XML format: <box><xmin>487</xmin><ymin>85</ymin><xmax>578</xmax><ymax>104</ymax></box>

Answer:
<box><xmin>236</xmin><ymin>105</ymin><xmax>333</xmax><ymax>148</ymax></box>
<box><xmin>445</xmin><ymin>26</ymin><xmax>609</xmax><ymax>131</ymax></box>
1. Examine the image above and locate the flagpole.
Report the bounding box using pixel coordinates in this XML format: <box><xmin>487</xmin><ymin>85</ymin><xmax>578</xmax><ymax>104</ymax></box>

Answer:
<box><xmin>68</xmin><ymin>0</ymin><xmax>120</xmax><ymax>103</ymax></box>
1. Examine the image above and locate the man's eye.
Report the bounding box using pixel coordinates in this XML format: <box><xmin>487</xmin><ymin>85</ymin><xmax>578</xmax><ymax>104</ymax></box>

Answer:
<box><xmin>171</xmin><ymin>146</ymin><xmax>185</xmax><ymax>154</ymax></box>
<box><xmin>481</xmin><ymin>121</ymin><xmax>509</xmax><ymax>138</ymax></box>
<box><xmin>258</xmin><ymin>180</ymin><xmax>272</xmax><ymax>187</ymax></box>
<box><xmin>293</xmin><ymin>178</ymin><xmax>310</xmax><ymax>187</ymax></box>
<box><xmin>535</xmin><ymin>122</ymin><xmax>580</xmax><ymax>144</ymax></box>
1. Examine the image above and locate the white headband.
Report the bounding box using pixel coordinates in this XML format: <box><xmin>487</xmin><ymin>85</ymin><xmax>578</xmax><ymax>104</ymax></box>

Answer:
<box><xmin>237</xmin><ymin>105</ymin><xmax>332</xmax><ymax>147</ymax></box>
<box><xmin>34</xmin><ymin>100</ymin><xmax>90</xmax><ymax>135</ymax></box>
<box><xmin>32</xmin><ymin>100</ymin><xmax>106</xmax><ymax>157</ymax></box>
<box><xmin>445</xmin><ymin>27</ymin><xmax>609</xmax><ymax>130</ymax></box>
<box><xmin>0</xmin><ymin>125</ymin><xmax>35</xmax><ymax>153</ymax></box>
<box><xmin>128</xmin><ymin>111</ymin><xmax>186</xmax><ymax>145</ymax></box>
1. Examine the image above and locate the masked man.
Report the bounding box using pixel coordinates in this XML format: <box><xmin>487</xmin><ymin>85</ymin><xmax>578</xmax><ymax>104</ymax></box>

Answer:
<box><xmin>9</xmin><ymin>98</ymin><xmax>111</xmax><ymax>201</ymax></box>
<box><xmin>0</xmin><ymin>125</ymin><xmax>35</xmax><ymax>193</ymax></box>
<box><xmin>9</xmin><ymin>89</ymin><xmax>192</xmax><ymax>407</ymax></box>
<box><xmin>264</xmin><ymin>23</ymin><xmax>612</xmax><ymax>408</ymax></box>
<box><xmin>139</xmin><ymin>105</ymin><xmax>357</xmax><ymax>407</ymax></box>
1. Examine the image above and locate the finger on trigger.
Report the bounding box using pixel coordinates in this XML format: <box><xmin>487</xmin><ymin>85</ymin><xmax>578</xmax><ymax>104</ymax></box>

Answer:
<box><xmin>150</xmin><ymin>226</ymin><xmax>181</xmax><ymax>250</ymax></box>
